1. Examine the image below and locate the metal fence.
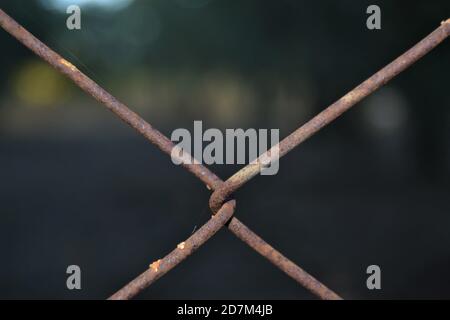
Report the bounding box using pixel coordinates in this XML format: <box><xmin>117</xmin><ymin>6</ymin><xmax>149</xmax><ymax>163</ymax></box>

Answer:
<box><xmin>1</xmin><ymin>9</ymin><xmax>448</xmax><ymax>300</ymax></box>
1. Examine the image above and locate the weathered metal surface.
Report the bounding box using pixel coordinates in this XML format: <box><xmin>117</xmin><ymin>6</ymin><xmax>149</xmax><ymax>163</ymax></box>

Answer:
<box><xmin>0</xmin><ymin>9</ymin><xmax>341</xmax><ymax>300</ymax></box>
<box><xmin>209</xmin><ymin>19</ymin><xmax>450</xmax><ymax>213</ymax></box>
<box><xmin>228</xmin><ymin>218</ymin><xmax>342</xmax><ymax>300</ymax></box>
<box><xmin>109</xmin><ymin>200</ymin><xmax>236</xmax><ymax>300</ymax></box>
<box><xmin>1</xmin><ymin>7</ymin><xmax>447</xmax><ymax>300</ymax></box>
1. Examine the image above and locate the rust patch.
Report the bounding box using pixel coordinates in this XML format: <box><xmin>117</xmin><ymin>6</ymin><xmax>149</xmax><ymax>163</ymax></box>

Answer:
<box><xmin>149</xmin><ymin>259</ymin><xmax>161</xmax><ymax>272</ymax></box>
<box><xmin>59</xmin><ymin>58</ymin><xmax>77</xmax><ymax>72</ymax></box>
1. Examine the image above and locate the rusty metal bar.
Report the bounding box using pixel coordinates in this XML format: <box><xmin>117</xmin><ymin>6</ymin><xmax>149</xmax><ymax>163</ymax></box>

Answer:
<box><xmin>209</xmin><ymin>19</ymin><xmax>450</xmax><ymax>213</ymax></box>
<box><xmin>0</xmin><ymin>8</ymin><xmax>222</xmax><ymax>191</ymax></box>
<box><xmin>109</xmin><ymin>200</ymin><xmax>236</xmax><ymax>300</ymax></box>
<box><xmin>228</xmin><ymin>218</ymin><xmax>342</xmax><ymax>300</ymax></box>
<box><xmin>0</xmin><ymin>9</ymin><xmax>340</xmax><ymax>300</ymax></box>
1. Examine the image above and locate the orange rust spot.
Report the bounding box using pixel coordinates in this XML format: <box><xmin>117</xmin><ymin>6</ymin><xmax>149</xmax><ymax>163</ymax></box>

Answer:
<box><xmin>177</xmin><ymin>242</ymin><xmax>186</xmax><ymax>250</ymax></box>
<box><xmin>59</xmin><ymin>58</ymin><xmax>77</xmax><ymax>71</ymax></box>
<box><xmin>149</xmin><ymin>259</ymin><xmax>161</xmax><ymax>272</ymax></box>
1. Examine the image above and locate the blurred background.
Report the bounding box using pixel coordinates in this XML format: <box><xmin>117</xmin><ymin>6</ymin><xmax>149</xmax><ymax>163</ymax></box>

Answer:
<box><xmin>0</xmin><ymin>0</ymin><xmax>449</xmax><ymax>299</ymax></box>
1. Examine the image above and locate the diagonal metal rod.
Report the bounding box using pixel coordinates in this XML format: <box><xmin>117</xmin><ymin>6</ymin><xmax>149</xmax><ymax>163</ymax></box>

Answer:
<box><xmin>109</xmin><ymin>200</ymin><xmax>236</xmax><ymax>300</ymax></box>
<box><xmin>0</xmin><ymin>9</ymin><xmax>340</xmax><ymax>300</ymax></box>
<box><xmin>209</xmin><ymin>19</ymin><xmax>450</xmax><ymax>213</ymax></box>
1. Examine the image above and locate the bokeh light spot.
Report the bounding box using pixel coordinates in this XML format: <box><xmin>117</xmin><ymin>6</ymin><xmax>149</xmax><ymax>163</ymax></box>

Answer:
<box><xmin>40</xmin><ymin>0</ymin><xmax>134</xmax><ymax>12</ymax></box>
<box><xmin>13</xmin><ymin>60</ymin><xmax>71</xmax><ymax>107</ymax></box>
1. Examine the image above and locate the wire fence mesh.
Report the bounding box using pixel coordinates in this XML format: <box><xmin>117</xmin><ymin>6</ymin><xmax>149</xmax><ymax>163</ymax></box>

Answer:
<box><xmin>1</xmin><ymin>8</ymin><xmax>448</xmax><ymax>300</ymax></box>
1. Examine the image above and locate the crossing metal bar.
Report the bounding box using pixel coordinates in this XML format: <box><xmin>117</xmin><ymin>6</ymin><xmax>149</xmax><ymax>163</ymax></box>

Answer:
<box><xmin>1</xmin><ymin>7</ymin><xmax>448</xmax><ymax>301</ymax></box>
<box><xmin>109</xmin><ymin>200</ymin><xmax>236</xmax><ymax>301</ymax></box>
<box><xmin>0</xmin><ymin>8</ymin><xmax>340</xmax><ymax>300</ymax></box>
<box><xmin>209</xmin><ymin>18</ymin><xmax>450</xmax><ymax>213</ymax></box>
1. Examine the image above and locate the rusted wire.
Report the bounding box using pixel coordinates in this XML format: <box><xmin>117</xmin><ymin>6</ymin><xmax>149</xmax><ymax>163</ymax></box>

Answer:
<box><xmin>109</xmin><ymin>200</ymin><xmax>236</xmax><ymax>300</ymax></box>
<box><xmin>0</xmin><ymin>8</ymin><xmax>222</xmax><ymax>191</ymax></box>
<box><xmin>209</xmin><ymin>19</ymin><xmax>450</xmax><ymax>213</ymax></box>
<box><xmin>0</xmin><ymin>9</ymin><xmax>340</xmax><ymax>300</ymax></box>
<box><xmin>3</xmin><ymin>7</ymin><xmax>448</xmax><ymax>301</ymax></box>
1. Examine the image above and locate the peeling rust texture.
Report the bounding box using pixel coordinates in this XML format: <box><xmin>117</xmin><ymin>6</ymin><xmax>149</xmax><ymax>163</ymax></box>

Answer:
<box><xmin>108</xmin><ymin>200</ymin><xmax>236</xmax><ymax>300</ymax></box>
<box><xmin>209</xmin><ymin>20</ymin><xmax>450</xmax><ymax>213</ymax></box>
